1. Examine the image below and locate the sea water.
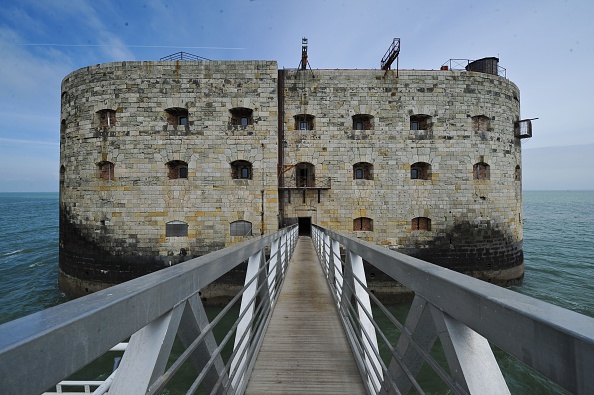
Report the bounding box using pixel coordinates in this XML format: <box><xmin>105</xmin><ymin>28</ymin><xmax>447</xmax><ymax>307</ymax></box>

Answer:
<box><xmin>0</xmin><ymin>191</ymin><xmax>593</xmax><ymax>393</ymax></box>
<box><xmin>513</xmin><ymin>190</ymin><xmax>594</xmax><ymax>316</ymax></box>
<box><xmin>0</xmin><ymin>193</ymin><xmax>66</xmax><ymax>324</ymax></box>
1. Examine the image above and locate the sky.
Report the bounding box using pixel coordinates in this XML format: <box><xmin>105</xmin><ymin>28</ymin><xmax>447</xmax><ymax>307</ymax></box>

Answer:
<box><xmin>0</xmin><ymin>0</ymin><xmax>592</xmax><ymax>192</ymax></box>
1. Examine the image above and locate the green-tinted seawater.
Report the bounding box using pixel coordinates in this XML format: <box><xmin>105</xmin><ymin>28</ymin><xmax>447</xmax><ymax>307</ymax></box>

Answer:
<box><xmin>0</xmin><ymin>192</ymin><xmax>66</xmax><ymax>324</ymax></box>
<box><xmin>514</xmin><ymin>191</ymin><xmax>594</xmax><ymax>316</ymax></box>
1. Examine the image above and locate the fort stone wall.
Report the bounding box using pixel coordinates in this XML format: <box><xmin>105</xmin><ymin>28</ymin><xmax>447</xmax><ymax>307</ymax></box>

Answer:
<box><xmin>59</xmin><ymin>61</ymin><xmax>279</xmax><ymax>299</ymax></box>
<box><xmin>59</xmin><ymin>59</ymin><xmax>525</xmax><ymax>302</ymax></box>
<box><xmin>280</xmin><ymin>69</ymin><xmax>523</xmax><ymax>297</ymax></box>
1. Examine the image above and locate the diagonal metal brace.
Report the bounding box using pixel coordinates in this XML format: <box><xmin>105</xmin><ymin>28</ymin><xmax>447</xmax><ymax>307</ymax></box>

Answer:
<box><xmin>109</xmin><ymin>303</ymin><xmax>185</xmax><ymax>394</ymax></box>
<box><xmin>430</xmin><ymin>306</ymin><xmax>510</xmax><ymax>395</ymax></box>
<box><xmin>387</xmin><ymin>295</ymin><xmax>439</xmax><ymax>394</ymax></box>
<box><xmin>177</xmin><ymin>294</ymin><xmax>230</xmax><ymax>394</ymax></box>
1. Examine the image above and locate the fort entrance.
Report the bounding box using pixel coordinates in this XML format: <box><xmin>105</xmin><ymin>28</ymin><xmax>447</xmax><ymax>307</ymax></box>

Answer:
<box><xmin>298</xmin><ymin>217</ymin><xmax>311</xmax><ymax>236</ymax></box>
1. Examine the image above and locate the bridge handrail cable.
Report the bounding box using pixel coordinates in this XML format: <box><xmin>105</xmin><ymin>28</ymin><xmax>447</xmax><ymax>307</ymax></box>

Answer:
<box><xmin>0</xmin><ymin>225</ymin><xmax>298</xmax><ymax>395</ymax></box>
<box><xmin>321</xmin><ymin>250</ymin><xmax>448</xmax><ymax>394</ymax></box>
<box><xmin>312</xmin><ymin>224</ymin><xmax>594</xmax><ymax>395</ymax></box>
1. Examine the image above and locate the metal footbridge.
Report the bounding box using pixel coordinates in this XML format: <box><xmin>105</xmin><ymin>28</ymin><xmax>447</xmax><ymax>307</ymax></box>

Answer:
<box><xmin>1</xmin><ymin>225</ymin><xmax>593</xmax><ymax>394</ymax></box>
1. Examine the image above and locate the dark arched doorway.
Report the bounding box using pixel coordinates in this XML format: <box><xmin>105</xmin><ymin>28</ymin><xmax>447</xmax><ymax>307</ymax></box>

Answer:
<box><xmin>298</xmin><ymin>217</ymin><xmax>311</xmax><ymax>236</ymax></box>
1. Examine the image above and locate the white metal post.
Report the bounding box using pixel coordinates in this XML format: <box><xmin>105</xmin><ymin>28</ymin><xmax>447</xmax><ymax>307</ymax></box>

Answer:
<box><xmin>280</xmin><ymin>232</ymin><xmax>287</xmax><ymax>276</ymax></box>
<box><xmin>349</xmin><ymin>250</ymin><xmax>383</xmax><ymax>390</ymax></box>
<box><xmin>332</xmin><ymin>239</ymin><xmax>343</xmax><ymax>302</ymax></box>
<box><xmin>109</xmin><ymin>304</ymin><xmax>185</xmax><ymax>394</ymax></box>
<box><xmin>230</xmin><ymin>250</ymin><xmax>262</xmax><ymax>388</ymax></box>
<box><xmin>174</xmin><ymin>294</ymin><xmax>230</xmax><ymax>394</ymax></box>
<box><xmin>430</xmin><ymin>307</ymin><xmax>511</xmax><ymax>395</ymax></box>
<box><xmin>323</xmin><ymin>233</ymin><xmax>331</xmax><ymax>278</ymax></box>
<box><xmin>268</xmin><ymin>236</ymin><xmax>280</xmax><ymax>300</ymax></box>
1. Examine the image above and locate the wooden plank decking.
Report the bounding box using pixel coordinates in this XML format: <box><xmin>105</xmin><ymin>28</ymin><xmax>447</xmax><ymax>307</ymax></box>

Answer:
<box><xmin>245</xmin><ymin>236</ymin><xmax>366</xmax><ymax>394</ymax></box>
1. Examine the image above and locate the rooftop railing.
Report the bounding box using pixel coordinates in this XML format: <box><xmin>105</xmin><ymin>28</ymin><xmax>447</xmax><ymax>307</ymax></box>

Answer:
<box><xmin>441</xmin><ymin>58</ymin><xmax>507</xmax><ymax>78</ymax></box>
<box><xmin>160</xmin><ymin>51</ymin><xmax>210</xmax><ymax>61</ymax></box>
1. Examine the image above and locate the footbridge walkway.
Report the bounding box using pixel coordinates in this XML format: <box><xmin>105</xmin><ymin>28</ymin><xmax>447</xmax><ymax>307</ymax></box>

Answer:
<box><xmin>1</xmin><ymin>224</ymin><xmax>593</xmax><ymax>394</ymax></box>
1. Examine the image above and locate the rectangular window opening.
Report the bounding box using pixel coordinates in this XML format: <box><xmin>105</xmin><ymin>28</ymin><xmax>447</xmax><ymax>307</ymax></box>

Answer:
<box><xmin>230</xmin><ymin>221</ymin><xmax>252</xmax><ymax>236</ymax></box>
<box><xmin>166</xmin><ymin>222</ymin><xmax>188</xmax><ymax>237</ymax></box>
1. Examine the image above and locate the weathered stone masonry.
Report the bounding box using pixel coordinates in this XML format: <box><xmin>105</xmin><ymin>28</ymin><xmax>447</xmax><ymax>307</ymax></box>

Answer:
<box><xmin>59</xmin><ymin>58</ymin><xmax>525</xmax><ymax>301</ymax></box>
<box><xmin>59</xmin><ymin>61</ymin><xmax>279</xmax><ymax>299</ymax></box>
<box><xmin>279</xmin><ymin>68</ymin><xmax>524</xmax><ymax>300</ymax></box>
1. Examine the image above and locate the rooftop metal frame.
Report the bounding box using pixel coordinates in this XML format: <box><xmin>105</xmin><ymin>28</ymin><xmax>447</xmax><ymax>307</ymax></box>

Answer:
<box><xmin>442</xmin><ymin>58</ymin><xmax>507</xmax><ymax>78</ymax></box>
<box><xmin>160</xmin><ymin>51</ymin><xmax>211</xmax><ymax>61</ymax></box>
<box><xmin>381</xmin><ymin>38</ymin><xmax>401</xmax><ymax>74</ymax></box>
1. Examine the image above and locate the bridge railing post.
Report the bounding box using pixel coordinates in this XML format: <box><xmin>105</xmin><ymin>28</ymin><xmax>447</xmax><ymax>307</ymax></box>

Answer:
<box><xmin>323</xmin><ymin>233</ymin><xmax>332</xmax><ymax>279</ymax></box>
<box><xmin>331</xmin><ymin>239</ymin><xmax>343</xmax><ymax>302</ymax></box>
<box><xmin>386</xmin><ymin>294</ymin><xmax>510</xmax><ymax>395</ymax></box>
<box><xmin>312</xmin><ymin>226</ymin><xmax>319</xmax><ymax>256</ymax></box>
<box><xmin>268</xmin><ymin>236</ymin><xmax>281</xmax><ymax>301</ymax></box>
<box><xmin>177</xmin><ymin>294</ymin><xmax>231</xmax><ymax>394</ymax></box>
<box><xmin>348</xmin><ymin>249</ymin><xmax>383</xmax><ymax>392</ymax></box>
<box><xmin>311</xmin><ymin>226</ymin><xmax>384</xmax><ymax>394</ymax></box>
<box><xmin>340</xmin><ymin>240</ymin><xmax>354</xmax><ymax>314</ymax></box>
<box><xmin>310</xmin><ymin>224</ymin><xmax>594</xmax><ymax>395</ymax></box>
<box><xmin>311</xmin><ymin>228</ymin><xmax>320</xmax><ymax>264</ymax></box>
<box><xmin>429</xmin><ymin>305</ymin><xmax>510</xmax><ymax>394</ymax></box>
<box><xmin>109</xmin><ymin>303</ymin><xmax>185</xmax><ymax>394</ymax></box>
<box><xmin>281</xmin><ymin>230</ymin><xmax>288</xmax><ymax>276</ymax></box>
<box><xmin>226</xmin><ymin>227</ymin><xmax>299</xmax><ymax>394</ymax></box>
<box><xmin>230</xmin><ymin>249</ymin><xmax>263</xmax><ymax>389</ymax></box>
<box><xmin>0</xmin><ymin>225</ymin><xmax>300</xmax><ymax>395</ymax></box>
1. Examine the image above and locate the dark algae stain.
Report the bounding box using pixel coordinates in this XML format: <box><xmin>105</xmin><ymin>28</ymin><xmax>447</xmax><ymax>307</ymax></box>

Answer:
<box><xmin>400</xmin><ymin>220</ymin><xmax>523</xmax><ymax>284</ymax></box>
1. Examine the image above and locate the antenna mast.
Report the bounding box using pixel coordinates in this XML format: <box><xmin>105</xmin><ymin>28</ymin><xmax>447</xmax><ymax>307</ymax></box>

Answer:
<box><xmin>299</xmin><ymin>37</ymin><xmax>309</xmax><ymax>70</ymax></box>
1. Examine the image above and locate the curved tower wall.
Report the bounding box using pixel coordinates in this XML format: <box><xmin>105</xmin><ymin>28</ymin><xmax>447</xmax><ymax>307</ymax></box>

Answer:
<box><xmin>280</xmin><ymin>69</ymin><xmax>523</xmax><ymax>293</ymax></box>
<box><xmin>60</xmin><ymin>60</ymin><xmax>524</xmax><ymax>300</ymax></box>
<box><xmin>59</xmin><ymin>61</ymin><xmax>279</xmax><ymax>298</ymax></box>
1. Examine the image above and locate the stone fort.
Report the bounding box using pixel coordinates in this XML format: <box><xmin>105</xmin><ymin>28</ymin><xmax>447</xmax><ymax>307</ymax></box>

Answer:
<box><xmin>58</xmin><ymin>41</ymin><xmax>532</xmax><ymax>302</ymax></box>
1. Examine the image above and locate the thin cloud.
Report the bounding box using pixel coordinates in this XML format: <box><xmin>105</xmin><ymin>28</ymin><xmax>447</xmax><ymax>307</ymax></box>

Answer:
<box><xmin>0</xmin><ymin>138</ymin><xmax>59</xmax><ymax>146</ymax></box>
<box><xmin>99</xmin><ymin>34</ymin><xmax>136</xmax><ymax>61</ymax></box>
<box><xmin>16</xmin><ymin>44</ymin><xmax>245</xmax><ymax>50</ymax></box>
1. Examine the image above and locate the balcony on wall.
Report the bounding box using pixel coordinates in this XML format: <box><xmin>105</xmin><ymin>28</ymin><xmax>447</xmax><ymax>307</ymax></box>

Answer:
<box><xmin>279</xmin><ymin>175</ymin><xmax>332</xmax><ymax>190</ymax></box>
<box><xmin>278</xmin><ymin>163</ymin><xmax>331</xmax><ymax>190</ymax></box>
<box><xmin>278</xmin><ymin>174</ymin><xmax>331</xmax><ymax>205</ymax></box>
<box><xmin>514</xmin><ymin>118</ymin><xmax>536</xmax><ymax>139</ymax></box>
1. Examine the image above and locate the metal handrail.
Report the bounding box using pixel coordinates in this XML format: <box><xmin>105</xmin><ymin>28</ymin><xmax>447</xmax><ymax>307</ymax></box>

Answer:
<box><xmin>0</xmin><ymin>225</ymin><xmax>298</xmax><ymax>395</ymax></box>
<box><xmin>441</xmin><ymin>58</ymin><xmax>507</xmax><ymax>78</ymax></box>
<box><xmin>311</xmin><ymin>224</ymin><xmax>594</xmax><ymax>395</ymax></box>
